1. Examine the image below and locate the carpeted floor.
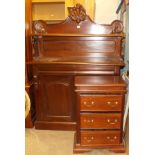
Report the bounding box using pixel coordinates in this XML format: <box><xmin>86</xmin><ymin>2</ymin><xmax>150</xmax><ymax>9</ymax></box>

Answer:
<box><xmin>25</xmin><ymin>128</ymin><xmax>128</xmax><ymax>155</ymax></box>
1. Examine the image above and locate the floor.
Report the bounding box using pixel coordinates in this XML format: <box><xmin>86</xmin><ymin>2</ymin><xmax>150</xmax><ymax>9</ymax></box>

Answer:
<box><xmin>25</xmin><ymin>128</ymin><xmax>128</xmax><ymax>155</ymax></box>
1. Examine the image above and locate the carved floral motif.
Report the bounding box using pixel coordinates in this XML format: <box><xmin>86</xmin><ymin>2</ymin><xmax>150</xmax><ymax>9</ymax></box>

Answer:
<box><xmin>68</xmin><ymin>4</ymin><xmax>86</xmax><ymax>24</ymax></box>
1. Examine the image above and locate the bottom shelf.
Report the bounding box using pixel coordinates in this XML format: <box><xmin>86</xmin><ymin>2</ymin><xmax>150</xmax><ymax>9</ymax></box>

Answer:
<box><xmin>73</xmin><ymin>133</ymin><xmax>126</xmax><ymax>154</ymax></box>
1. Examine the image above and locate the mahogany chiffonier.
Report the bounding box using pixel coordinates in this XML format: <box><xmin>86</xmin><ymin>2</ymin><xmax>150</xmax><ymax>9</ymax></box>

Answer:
<box><xmin>27</xmin><ymin>4</ymin><xmax>127</xmax><ymax>153</ymax></box>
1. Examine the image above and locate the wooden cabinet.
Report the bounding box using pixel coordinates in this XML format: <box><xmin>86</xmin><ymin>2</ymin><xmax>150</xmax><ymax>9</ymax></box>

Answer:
<box><xmin>74</xmin><ymin>76</ymin><xmax>127</xmax><ymax>153</ymax></box>
<box><xmin>27</xmin><ymin>4</ymin><xmax>126</xmax><ymax>153</ymax></box>
<box><xmin>34</xmin><ymin>73</ymin><xmax>76</xmax><ymax>130</ymax></box>
<box><xmin>32</xmin><ymin>0</ymin><xmax>65</xmax><ymax>21</ymax></box>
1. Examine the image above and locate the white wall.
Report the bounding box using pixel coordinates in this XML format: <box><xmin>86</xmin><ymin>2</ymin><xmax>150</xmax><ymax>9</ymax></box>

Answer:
<box><xmin>95</xmin><ymin>0</ymin><xmax>119</xmax><ymax>24</ymax></box>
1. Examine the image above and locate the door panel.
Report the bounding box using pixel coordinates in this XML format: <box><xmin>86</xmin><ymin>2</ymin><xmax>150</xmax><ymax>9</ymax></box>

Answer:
<box><xmin>37</xmin><ymin>75</ymin><xmax>75</xmax><ymax>122</ymax></box>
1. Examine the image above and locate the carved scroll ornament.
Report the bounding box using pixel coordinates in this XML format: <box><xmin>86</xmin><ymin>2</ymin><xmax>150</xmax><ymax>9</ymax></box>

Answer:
<box><xmin>111</xmin><ymin>20</ymin><xmax>123</xmax><ymax>33</ymax></box>
<box><xmin>68</xmin><ymin>4</ymin><xmax>86</xmax><ymax>24</ymax></box>
<box><xmin>33</xmin><ymin>20</ymin><xmax>47</xmax><ymax>34</ymax></box>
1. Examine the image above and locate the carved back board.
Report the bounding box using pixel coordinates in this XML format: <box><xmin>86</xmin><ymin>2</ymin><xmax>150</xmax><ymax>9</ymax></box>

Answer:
<box><xmin>32</xmin><ymin>4</ymin><xmax>124</xmax><ymax>60</ymax></box>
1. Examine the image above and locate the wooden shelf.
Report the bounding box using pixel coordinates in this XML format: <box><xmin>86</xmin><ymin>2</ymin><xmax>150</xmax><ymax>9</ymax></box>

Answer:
<box><xmin>32</xmin><ymin>2</ymin><xmax>65</xmax><ymax>21</ymax></box>
<box><xmin>33</xmin><ymin>19</ymin><xmax>64</xmax><ymax>24</ymax></box>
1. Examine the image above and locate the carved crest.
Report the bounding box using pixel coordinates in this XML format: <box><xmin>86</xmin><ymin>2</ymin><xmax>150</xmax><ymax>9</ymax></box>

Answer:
<box><xmin>68</xmin><ymin>4</ymin><xmax>86</xmax><ymax>24</ymax></box>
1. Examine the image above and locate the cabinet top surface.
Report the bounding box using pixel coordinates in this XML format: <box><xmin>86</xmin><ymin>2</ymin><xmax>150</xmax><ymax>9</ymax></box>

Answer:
<box><xmin>28</xmin><ymin>56</ymin><xmax>124</xmax><ymax>66</ymax></box>
<box><xmin>75</xmin><ymin>76</ymin><xmax>126</xmax><ymax>86</ymax></box>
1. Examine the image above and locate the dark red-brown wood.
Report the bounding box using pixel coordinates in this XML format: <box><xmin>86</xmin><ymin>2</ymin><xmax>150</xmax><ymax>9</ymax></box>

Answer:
<box><xmin>27</xmin><ymin>6</ymin><xmax>126</xmax><ymax>155</ymax></box>
<box><xmin>80</xmin><ymin>113</ymin><xmax>121</xmax><ymax>129</ymax></box>
<box><xmin>74</xmin><ymin>75</ymin><xmax>126</xmax><ymax>153</ymax></box>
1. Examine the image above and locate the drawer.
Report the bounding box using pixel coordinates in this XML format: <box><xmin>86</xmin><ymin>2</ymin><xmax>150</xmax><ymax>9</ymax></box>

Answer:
<box><xmin>81</xmin><ymin>131</ymin><xmax>121</xmax><ymax>145</ymax></box>
<box><xmin>80</xmin><ymin>113</ymin><xmax>121</xmax><ymax>129</ymax></box>
<box><xmin>80</xmin><ymin>95</ymin><xmax>122</xmax><ymax>111</ymax></box>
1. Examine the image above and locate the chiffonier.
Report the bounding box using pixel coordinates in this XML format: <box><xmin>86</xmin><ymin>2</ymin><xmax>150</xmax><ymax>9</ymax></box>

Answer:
<box><xmin>27</xmin><ymin>4</ymin><xmax>127</xmax><ymax>153</ymax></box>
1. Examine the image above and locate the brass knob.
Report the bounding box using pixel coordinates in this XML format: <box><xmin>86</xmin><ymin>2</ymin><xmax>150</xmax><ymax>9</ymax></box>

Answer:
<box><xmin>84</xmin><ymin>101</ymin><xmax>87</xmax><ymax>105</ymax></box>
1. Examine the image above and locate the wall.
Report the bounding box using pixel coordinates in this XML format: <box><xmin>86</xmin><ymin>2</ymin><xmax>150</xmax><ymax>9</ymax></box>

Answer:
<box><xmin>121</xmin><ymin>5</ymin><xmax>129</xmax><ymax>74</ymax></box>
<box><xmin>95</xmin><ymin>0</ymin><xmax>119</xmax><ymax>24</ymax></box>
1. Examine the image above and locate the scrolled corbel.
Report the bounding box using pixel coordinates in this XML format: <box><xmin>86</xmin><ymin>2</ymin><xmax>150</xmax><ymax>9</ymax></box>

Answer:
<box><xmin>33</xmin><ymin>20</ymin><xmax>47</xmax><ymax>34</ymax></box>
<box><xmin>111</xmin><ymin>20</ymin><xmax>123</xmax><ymax>33</ymax></box>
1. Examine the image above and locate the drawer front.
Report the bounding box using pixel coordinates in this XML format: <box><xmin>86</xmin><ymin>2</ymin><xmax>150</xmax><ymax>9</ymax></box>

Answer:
<box><xmin>81</xmin><ymin>131</ymin><xmax>121</xmax><ymax>145</ymax></box>
<box><xmin>80</xmin><ymin>113</ymin><xmax>121</xmax><ymax>129</ymax></box>
<box><xmin>80</xmin><ymin>95</ymin><xmax>122</xmax><ymax>111</ymax></box>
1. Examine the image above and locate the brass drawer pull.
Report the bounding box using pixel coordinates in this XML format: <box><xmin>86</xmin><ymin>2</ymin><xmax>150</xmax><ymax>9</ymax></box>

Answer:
<box><xmin>107</xmin><ymin>101</ymin><xmax>119</xmax><ymax>106</ymax></box>
<box><xmin>84</xmin><ymin>136</ymin><xmax>94</xmax><ymax>143</ymax></box>
<box><xmin>107</xmin><ymin>119</ymin><xmax>118</xmax><ymax>124</ymax></box>
<box><xmin>84</xmin><ymin>119</ymin><xmax>94</xmax><ymax>123</ymax></box>
<box><xmin>83</xmin><ymin>101</ymin><xmax>95</xmax><ymax>106</ymax></box>
<box><xmin>106</xmin><ymin>136</ymin><xmax>117</xmax><ymax>140</ymax></box>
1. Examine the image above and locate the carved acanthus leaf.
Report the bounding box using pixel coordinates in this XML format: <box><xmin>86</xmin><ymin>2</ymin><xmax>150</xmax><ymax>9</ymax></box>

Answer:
<box><xmin>68</xmin><ymin>4</ymin><xmax>86</xmax><ymax>24</ymax></box>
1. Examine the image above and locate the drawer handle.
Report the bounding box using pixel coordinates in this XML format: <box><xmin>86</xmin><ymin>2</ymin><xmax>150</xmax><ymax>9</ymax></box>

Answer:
<box><xmin>107</xmin><ymin>101</ymin><xmax>119</xmax><ymax>106</ymax></box>
<box><xmin>84</xmin><ymin>119</ymin><xmax>94</xmax><ymax>123</ymax></box>
<box><xmin>107</xmin><ymin>119</ymin><xmax>118</xmax><ymax>124</ymax></box>
<box><xmin>84</xmin><ymin>136</ymin><xmax>94</xmax><ymax>143</ymax></box>
<box><xmin>83</xmin><ymin>101</ymin><xmax>95</xmax><ymax>106</ymax></box>
<box><xmin>106</xmin><ymin>136</ymin><xmax>117</xmax><ymax>140</ymax></box>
